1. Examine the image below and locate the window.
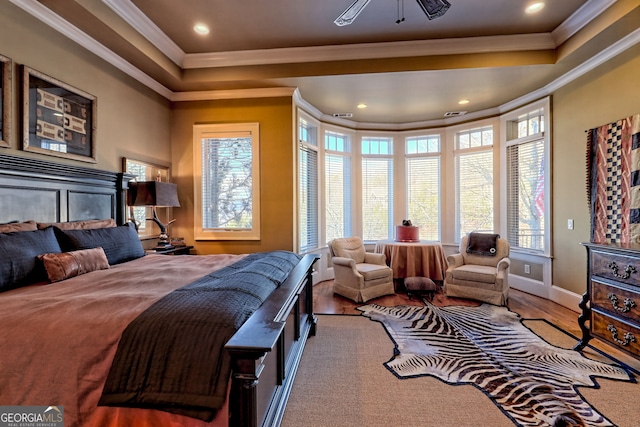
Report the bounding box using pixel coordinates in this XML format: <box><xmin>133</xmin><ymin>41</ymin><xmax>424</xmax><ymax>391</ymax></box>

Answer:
<box><xmin>505</xmin><ymin>106</ymin><xmax>547</xmax><ymax>252</ymax></box>
<box><xmin>362</xmin><ymin>136</ymin><xmax>393</xmax><ymax>241</ymax></box>
<box><xmin>123</xmin><ymin>157</ymin><xmax>170</xmax><ymax>237</ymax></box>
<box><xmin>193</xmin><ymin>123</ymin><xmax>260</xmax><ymax>240</ymax></box>
<box><xmin>455</xmin><ymin>126</ymin><xmax>494</xmax><ymax>239</ymax></box>
<box><xmin>406</xmin><ymin>135</ymin><xmax>440</xmax><ymax>240</ymax></box>
<box><xmin>325</xmin><ymin>130</ymin><xmax>352</xmax><ymax>243</ymax></box>
<box><xmin>298</xmin><ymin>115</ymin><xmax>319</xmax><ymax>252</ymax></box>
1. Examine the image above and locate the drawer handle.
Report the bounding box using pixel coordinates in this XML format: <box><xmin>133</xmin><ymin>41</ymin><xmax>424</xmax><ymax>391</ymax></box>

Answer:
<box><xmin>607</xmin><ymin>293</ymin><xmax>637</xmax><ymax>313</ymax></box>
<box><xmin>606</xmin><ymin>324</ymin><xmax>636</xmax><ymax>346</ymax></box>
<box><xmin>607</xmin><ymin>261</ymin><xmax>637</xmax><ymax>279</ymax></box>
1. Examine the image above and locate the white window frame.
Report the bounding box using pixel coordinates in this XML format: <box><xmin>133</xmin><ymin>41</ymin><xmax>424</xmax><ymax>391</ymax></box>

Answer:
<box><xmin>500</xmin><ymin>97</ymin><xmax>552</xmax><ymax>292</ymax></box>
<box><xmin>323</xmin><ymin>125</ymin><xmax>354</xmax><ymax>244</ymax></box>
<box><xmin>454</xmin><ymin>125</ymin><xmax>495</xmax><ymax>241</ymax></box>
<box><xmin>405</xmin><ymin>134</ymin><xmax>441</xmax><ymax>241</ymax></box>
<box><xmin>193</xmin><ymin>122</ymin><xmax>261</xmax><ymax>240</ymax></box>
<box><xmin>361</xmin><ymin>134</ymin><xmax>394</xmax><ymax>241</ymax></box>
<box><xmin>297</xmin><ymin>110</ymin><xmax>320</xmax><ymax>253</ymax></box>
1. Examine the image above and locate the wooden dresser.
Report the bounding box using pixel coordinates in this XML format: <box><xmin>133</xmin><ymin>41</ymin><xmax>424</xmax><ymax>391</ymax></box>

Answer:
<box><xmin>575</xmin><ymin>242</ymin><xmax>639</xmax><ymax>360</ymax></box>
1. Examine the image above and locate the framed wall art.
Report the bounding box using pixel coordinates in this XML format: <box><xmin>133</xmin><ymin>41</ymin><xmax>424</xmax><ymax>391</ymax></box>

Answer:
<box><xmin>0</xmin><ymin>54</ymin><xmax>11</xmax><ymax>148</ymax></box>
<box><xmin>22</xmin><ymin>66</ymin><xmax>96</xmax><ymax>163</ymax></box>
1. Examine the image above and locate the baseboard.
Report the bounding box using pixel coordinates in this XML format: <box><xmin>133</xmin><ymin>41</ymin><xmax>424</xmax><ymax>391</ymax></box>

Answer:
<box><xmin>509</xmin><ymin>275</ymin><xmax>581</xmax><ymax>313</ymax></box>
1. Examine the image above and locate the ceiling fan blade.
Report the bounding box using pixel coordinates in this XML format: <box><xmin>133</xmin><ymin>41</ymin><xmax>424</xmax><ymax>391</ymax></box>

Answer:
<box><xmin>415</xmin><ymin>0</ymin><xmax>451</xmax><ymax>20</ymax></box>
<box><xmin>334</xmin><ymin>0</ymin><xmax>372</xmax><ymax>26</ymax></box>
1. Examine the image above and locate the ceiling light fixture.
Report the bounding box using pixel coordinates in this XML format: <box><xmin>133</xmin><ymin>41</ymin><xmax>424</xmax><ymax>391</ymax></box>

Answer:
<box><xmin>334</xmin><ymin>0</ymin><xmax>450</xmax><ymax>26</ymax></box>
<box><xmin>525</xmin><ymin>1</ymin><xmax>545</xmax><ymax>14</ymax></box>
<box><xmin>458</xmin><ymin>99</ymin><xmax>470</xmax><ymax>105</ymax></box>
<box><xmin>357</xmin><ymin>103</ymin><xmax>367</xmax><ymax>109</ymax></box>
<box><xmin>193</xmin><ymin>23</ymin><xmax>210</xmax><ymax>35</ymax></box>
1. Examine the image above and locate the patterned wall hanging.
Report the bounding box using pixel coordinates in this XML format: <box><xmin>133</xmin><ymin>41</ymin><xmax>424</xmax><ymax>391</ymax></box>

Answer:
<box><xmin>586</xmin><ymin>113</ymin><xmax>640</xmax><ymax>244</ymax></box>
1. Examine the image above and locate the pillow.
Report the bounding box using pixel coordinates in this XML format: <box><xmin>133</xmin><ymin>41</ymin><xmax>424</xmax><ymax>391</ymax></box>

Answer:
<box><xmin>37</xmin><ymin>218</ymin><xmax>117</xmax><ymax>230</ymax></box>
<box><xmin>0</xmin><ymin>220</ymin><xmax>37</xmax><ymax>233</ymax></box>
<box><xmin>56</xmin><ymin>223</ymin><xmax>145</xmax><ymax>265</ymax></box>
<box><xmin>38</xmin><ymin>247</ymin><xmax>110</xmax><ymax>283</ymax></box>
<box><xmin>0</xmin><ymin>227</ymin><xmax>62</xmax><ymax>292</ymax></box>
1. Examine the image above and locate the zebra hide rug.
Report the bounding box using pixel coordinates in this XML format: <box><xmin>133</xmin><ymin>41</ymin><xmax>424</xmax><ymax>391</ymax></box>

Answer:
<box><xmin>358</xmin><ymin>303</ymin><xmax>633</xmax><ymax>427</ymax></box>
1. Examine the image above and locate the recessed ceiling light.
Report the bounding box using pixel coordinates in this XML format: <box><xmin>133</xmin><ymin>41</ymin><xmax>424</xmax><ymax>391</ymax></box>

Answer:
<box><xmin>357</xmin><ymin>103</ymin><xmax>367</xmax><ymax>109</ymax></box>
<box><xmin>193</xmin><ymin>23</ymin><xmax>210</xmax><ymax>35</ymax></box>
<box><xmin>525</xmin><ymin>2</ymin><xmax>545</xmax><ymax>14</ymax></box>
<box><xmin>458</xmin><ymin>99</ymin><xmax>470</xmax><ymax>105</ymax></box>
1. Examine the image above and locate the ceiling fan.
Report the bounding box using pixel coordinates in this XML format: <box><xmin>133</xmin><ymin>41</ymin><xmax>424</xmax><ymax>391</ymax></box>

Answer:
<box><xmin>334</xmin><ymin>0</ymin><xmax>451</xmax><ymax>26</ymax></box>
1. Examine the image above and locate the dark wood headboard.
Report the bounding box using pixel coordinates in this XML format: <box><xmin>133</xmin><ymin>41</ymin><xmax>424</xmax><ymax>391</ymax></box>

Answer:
<box><xmin>0</xmin><ymin>153</ymin><xmax>132</xmax><ymax>225</ymax></box>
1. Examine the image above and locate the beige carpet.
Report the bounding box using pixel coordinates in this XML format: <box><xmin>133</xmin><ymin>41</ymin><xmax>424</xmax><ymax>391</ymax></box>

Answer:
<box><xmin>281</xmin><ymin>314</ymin><xmax>639</xmax><ymax>427</ymax></box>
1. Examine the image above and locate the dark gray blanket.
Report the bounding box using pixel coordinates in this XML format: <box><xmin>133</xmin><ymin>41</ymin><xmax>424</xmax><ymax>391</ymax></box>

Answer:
<box><xmin>98</xmin><ymin>250</ymin><xmax>302</xmax><ymax>421</ymax></box>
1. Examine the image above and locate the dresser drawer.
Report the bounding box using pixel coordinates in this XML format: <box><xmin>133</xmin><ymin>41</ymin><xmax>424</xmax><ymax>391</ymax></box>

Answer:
<box><xmin>592</xmin><ymin>311</ymin><xmax>640</xmax><ymax>357</ymax></box>
<box><xmin>591</xmin><ymin>280</ymin><xmax>640</xmax><ymax>323</ymax></box>
<box><xmin>591</xmin><ymin>250</ymin><xmax>640</xmax><ymax>286</ymax></box>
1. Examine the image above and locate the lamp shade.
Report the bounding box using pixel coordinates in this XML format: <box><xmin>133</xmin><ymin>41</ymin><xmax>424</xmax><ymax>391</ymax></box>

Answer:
<box><xmin>127</xmin><ymin>181</ymin><xmax>180</xmax><ymax>207</ymax></box>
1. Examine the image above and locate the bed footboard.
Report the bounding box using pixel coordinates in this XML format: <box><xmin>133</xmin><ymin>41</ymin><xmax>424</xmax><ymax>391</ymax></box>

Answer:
<box><xmin>226</xmin><ymin>253</ymin><xmax>319</xmax><ymax>427</ymax></box>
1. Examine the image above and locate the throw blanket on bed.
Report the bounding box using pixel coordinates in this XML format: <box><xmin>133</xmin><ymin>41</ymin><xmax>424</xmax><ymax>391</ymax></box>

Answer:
<box><xmin>98</xmin><ymin>250</ymin><xmax>301</xmax><ymax>421</ymax></box>
<box><xmin>466</xmin><ymin>232</ymin><xmax>499</xmax><ymax>256</ymax></box>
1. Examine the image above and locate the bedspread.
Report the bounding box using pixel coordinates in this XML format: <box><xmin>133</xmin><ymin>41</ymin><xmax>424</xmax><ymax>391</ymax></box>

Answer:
<box><xmin>99</xmin><ymin>251</ymin><xmax>302</xmax><ymax>421</ymax></box>
<box><xmin>0</xmin><ymin>253</ymin><xmax>247</xmax><ymax>427</ymax></box>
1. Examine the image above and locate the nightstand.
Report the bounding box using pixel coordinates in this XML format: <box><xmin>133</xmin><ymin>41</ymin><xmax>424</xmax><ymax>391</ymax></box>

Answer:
<box><xmin>150</xmin><ymin>245</ymin><xmax>194</xmax><ymax>255</ymax></box>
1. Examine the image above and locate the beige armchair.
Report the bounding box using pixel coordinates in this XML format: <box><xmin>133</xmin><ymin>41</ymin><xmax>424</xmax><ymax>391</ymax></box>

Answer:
<box><xmin>328</xmin><ymin>237</ymin><xmax>395</xmax><ymax>303</ymax></box>
<box><xmin>444</xmin><ymin>233</ymin><xmax>511</xmax><ymax>305</ymax></box>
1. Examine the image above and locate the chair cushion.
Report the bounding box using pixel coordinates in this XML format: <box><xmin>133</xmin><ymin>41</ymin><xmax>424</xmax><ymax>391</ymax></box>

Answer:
<box><xmin>450</xmin><ymin>264</ymin><xmax>497</xmax><ymax>284</ymax></box>
<box><xmin>331</xmin><ymin>237</ymin><xmax>366</xmax><ymax>263</ymax></box>
<box><xmin>356</xmin><ymin>263</ymin><xmax>391</xmax><ymax>281</ymax></box>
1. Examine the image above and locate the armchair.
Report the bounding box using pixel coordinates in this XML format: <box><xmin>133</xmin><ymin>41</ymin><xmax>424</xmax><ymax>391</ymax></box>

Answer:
<box><xmin>444</xmin><ymin>233</ymin><xmax>511</xmax><ymax>305</ymax></box>
<box><xmin>328</xmin><ymin>237</ymin><xmax>395</xmax><ymax>303</ymax></box>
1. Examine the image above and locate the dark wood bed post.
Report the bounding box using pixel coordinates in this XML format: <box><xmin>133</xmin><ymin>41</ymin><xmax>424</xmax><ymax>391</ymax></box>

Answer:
<box><xmin>116</xmin><ymin>172</ymin><xmax>134</xmax><ymax>225</ymax></box>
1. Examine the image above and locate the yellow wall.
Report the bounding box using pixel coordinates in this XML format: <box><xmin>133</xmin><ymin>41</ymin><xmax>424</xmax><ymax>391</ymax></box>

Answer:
<box><xmin>551</xmin><ymin>43</ymin><xmax>640</xmax><ymax>294</ymax></box>
<box><xmin>0</xmin><ymin>2</ymin><xmax>171</xmax><ymax>173</ymax></box>
<box><xmin>170</xmin><ymin>97</ymin><xmax>296</xmax><ymax>254</ymax></box>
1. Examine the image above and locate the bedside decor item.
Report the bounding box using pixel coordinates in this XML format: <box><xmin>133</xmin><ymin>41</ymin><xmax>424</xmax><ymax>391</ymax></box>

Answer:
<box><xmin>0</xmin><ymin>53</ymin><xmax>11</xmax><ymax>148</ymax></box>
<box><xmin>22</xmin><ymin>66</ymin><xmax>97</xmax><ymax>163</ymax></box>
<box><xmin>396</xmin><ymin>219</ymin><xmax>419</xmax><ymax>242</ymax></box>
<box><xmin>127</xmin><ymin>181</ymin><xmax>180</xmax><ymax>250</ymax></box>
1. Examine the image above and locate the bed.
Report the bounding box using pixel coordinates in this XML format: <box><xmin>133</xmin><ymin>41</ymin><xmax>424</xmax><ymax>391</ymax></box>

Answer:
<box><xmin>0</xmin><ymin>153</ymin><xmax>319</xmax><ymax>427</ymax></box>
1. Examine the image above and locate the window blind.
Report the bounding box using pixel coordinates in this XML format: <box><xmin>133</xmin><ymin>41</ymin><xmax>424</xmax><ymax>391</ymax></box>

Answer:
<box><xmin>506</xmin><ymin>138</ymin><xmax>545</xmax><ymax>251</ymax></box>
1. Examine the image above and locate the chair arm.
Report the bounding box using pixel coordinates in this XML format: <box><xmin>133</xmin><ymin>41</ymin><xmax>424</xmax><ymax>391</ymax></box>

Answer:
<box><xmin>497</xmin><ymin>257</ymin><xmax>511</xmax><ymax>272</ymax></box>
<box><xmin>446</xmin><ymin>253</ymin><xmax>464</xmax><ymax>270</ymax></box>
<box><xmin>364</xmin><ymin>252</ymin><xmax>387</xmax><ymax>265</ymax></box>
<box><xmin>332</xmin><ymin>256</ymin><xmax>358</xmax><ymax>271</ymax></box>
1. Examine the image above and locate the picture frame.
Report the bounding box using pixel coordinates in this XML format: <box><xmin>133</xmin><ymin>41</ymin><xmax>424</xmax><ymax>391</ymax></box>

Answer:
<box><xmin>22</xmin><ymin>66</ymin><xmax>96</xmax><ymax>163</ymax></box>
<box><xmin>0</xmin><ymin>54</ymin><xmax>11</xmax><ymax>148</ymax></box>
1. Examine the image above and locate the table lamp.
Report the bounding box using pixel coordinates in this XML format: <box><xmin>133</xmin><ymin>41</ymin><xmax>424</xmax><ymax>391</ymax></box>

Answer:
<box><xmin>127</xmin><ymin>181</ymin><xmax>180</xmax><ymax>250</ymax></box>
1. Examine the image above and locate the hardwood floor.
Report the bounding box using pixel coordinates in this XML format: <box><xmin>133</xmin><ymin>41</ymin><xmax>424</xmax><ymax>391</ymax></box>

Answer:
<box><xmin>313</xmin><ymin>280</ymin><xmax>640</xmax><ymax>373</ymax></box>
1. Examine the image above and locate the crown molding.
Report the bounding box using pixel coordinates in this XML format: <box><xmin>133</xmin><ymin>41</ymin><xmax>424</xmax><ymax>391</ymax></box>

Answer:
<box><xmin>183</xmin><ymin>34</ymin><xmax>556</xmax><ymax>69</ymax></box>
<box><xmin>102</xmin><ymin>0</ymin><xmax>185</xmax><ymax>67</ymax></box>
<box><xmin>171</xmin><ymin>87</ymin><xmax>296</xmax><ymax>102</ymax></box>
<box><xmin>9</xmin><ymin>0</ymin><xmax>173</xmax><ymax>99</ymax></box>
<box><xmin>552</xmin><ymin>0</ymin><xmax>616</xmax><ymax>45</ymax></box>
<box><xmin>12</xmin><ymin>0</ymin><xmax>637</xmax><ymax>130</ymax></box>
<box><xmin>500</xmin><ymin>26</ymin><xmax>640</xmax><ymax>115</ymax></box>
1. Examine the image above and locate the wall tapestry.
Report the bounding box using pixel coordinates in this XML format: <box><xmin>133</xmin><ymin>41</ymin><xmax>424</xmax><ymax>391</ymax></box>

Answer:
<box><xmin>587</xmin><ymin>113</ymin><xmax>640</xmax><ymax>244</ymax></box>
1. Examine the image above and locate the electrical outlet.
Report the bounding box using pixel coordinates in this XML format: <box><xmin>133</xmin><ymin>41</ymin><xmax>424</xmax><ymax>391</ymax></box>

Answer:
<box><xmin>524</xmin><ymin>264</ymin><xmax>531</xmax><ymax>274</ymax></box>
<box><xmin>568</xmin><ymin>219</ymin><xmax>574</xmax><ymax>230</ymax></box>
